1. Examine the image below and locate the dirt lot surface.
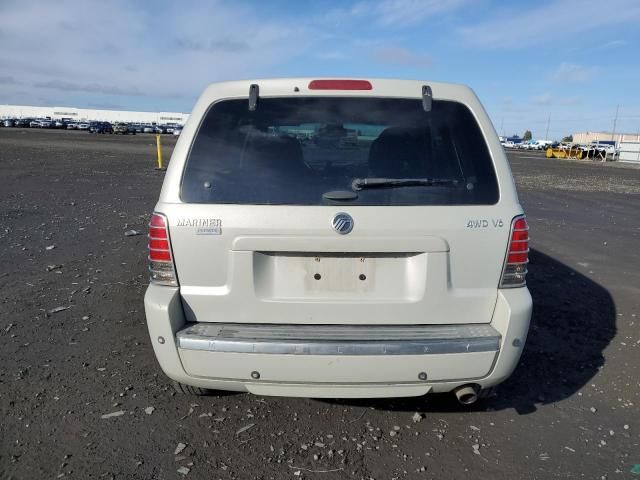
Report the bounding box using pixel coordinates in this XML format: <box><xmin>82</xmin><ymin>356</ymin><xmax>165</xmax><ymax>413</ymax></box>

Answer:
<box><xmin>1</xmin><ymin>130</ymin><xmax>639</xmax><ymax>479</ymax></box>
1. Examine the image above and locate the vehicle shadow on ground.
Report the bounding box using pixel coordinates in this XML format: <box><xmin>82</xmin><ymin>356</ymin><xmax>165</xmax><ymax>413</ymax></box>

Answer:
<box><xmin>320</xmin><ymin>248</ymin><xmax>617</xmax><ymax>414</ymax></box>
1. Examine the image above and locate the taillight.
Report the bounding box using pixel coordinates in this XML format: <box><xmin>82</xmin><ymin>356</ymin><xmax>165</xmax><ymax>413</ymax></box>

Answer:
<box><xmin>308</xmin><ymin>79</ymin><xmax>373</xmax><ymax>90</ymax></box>
<box><xmin>148</xmin><ymin>213</ymin><xmax>178</xmax><ymax>286</ymax></box>
<box><xmin>500</xmin><ymin>215</ymin><xmax>529</xmax><ymax>288</ymax></box>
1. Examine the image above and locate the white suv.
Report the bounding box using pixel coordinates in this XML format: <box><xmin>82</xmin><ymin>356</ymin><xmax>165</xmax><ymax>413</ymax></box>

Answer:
<box><xmin>144</xmin><ymin>78</ymin><xmax>532</xmax><ymax>402</ymax></box>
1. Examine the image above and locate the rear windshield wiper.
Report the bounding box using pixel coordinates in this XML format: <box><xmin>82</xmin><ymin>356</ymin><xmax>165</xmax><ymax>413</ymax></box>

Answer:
<box><xmin>351</xmin><ymin>177</ymin><xmax>460</xmax><ymax>191</ymax></box>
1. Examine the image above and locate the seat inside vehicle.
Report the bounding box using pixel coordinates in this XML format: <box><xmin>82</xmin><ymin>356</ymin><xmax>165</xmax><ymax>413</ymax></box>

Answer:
<box><xmin>368</xmin><ymin>127</ymin><xmax>432</xmax><ymax>178</ymax></box>
<box><xmin>241</xmin><ymin>132</ymin><xmax>306</xmax><ymax>175</ymax></box>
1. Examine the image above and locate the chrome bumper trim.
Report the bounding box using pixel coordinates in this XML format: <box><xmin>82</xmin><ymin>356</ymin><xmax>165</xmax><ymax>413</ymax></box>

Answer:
<box><xmin>176</xmin><ymin>323</ymin><xmax>501</xmax><ymax>356</ymax></box>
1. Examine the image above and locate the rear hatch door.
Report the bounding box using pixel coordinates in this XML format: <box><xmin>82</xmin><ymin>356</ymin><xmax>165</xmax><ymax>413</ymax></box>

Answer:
<box><xmin>163</xmin><ymin>89</ymin><xmax>515</xmax><ymax>325</ymax></box>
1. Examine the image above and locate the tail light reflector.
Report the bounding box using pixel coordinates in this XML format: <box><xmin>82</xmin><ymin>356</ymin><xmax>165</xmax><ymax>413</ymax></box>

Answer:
<box><xmin>148</xmin><ymin>213</ymin><xmax>178</xmax><ymax>286</ymax></box>
<box><xmin>500</xmin><ymin>215</ymin><xmax>529</xmax><ymax>288</ymax></box>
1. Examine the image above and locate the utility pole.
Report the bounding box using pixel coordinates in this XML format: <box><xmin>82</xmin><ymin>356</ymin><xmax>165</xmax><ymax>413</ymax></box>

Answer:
<box><xmin>636</xmin><ymin>126</ymin><xmax>640</xmax><ymax>162</ymax></box>
<box><xmin>500</xmin><ymin>117</ymin><xmax>504</xmax><ymax>137</ymax></box>
<box><xmin>545</xmin><ymin>113</ymin><xmax>551</xmax><ymax>140</ymax></box>
<box><xmin>611</xmin><ymin>104</ymin><xmax>619</xmax><ymax>141</ymax></box>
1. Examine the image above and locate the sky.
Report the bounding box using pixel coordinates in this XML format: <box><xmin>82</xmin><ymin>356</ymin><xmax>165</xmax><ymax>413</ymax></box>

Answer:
<box><xmin>1</xmin><ymin>0</ymin><xmax>640</xmax><ymax>139</ymax></box>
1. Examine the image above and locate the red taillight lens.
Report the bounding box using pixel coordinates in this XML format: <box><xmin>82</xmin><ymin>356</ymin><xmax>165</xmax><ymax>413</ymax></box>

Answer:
<box><xmin>148</xmin><ymin>238</ymin><xmax>169</xmax><ymax>250</ymax></box>
<box><xmin>508</xmin><ymin>242</ymin><xmax>528</xmax><ymax>253</ymax></box>
<box><xmin>308</xmin><ymin>79</ymin><xmax>373</xmax><ymax>90</ymax></box>
<box><xmin>511</xmin><ymin>229</ymin><xmax>528</xmax><ymax>241</ymax></box>
<box><xmin>149</xmin><ymin>227</ymin><xmax>167</xmax><ymax>239</ymax></box>
<box><xmin>507</xmin><ymin>252</ymin><xmax>528</xmax><ymax>263</ymax></box>
<box><xmin>150</xmin><ymin>215</ymin><xmax>166</xmax><ymax>227</ymax></box>
<box><xmin>150</xmin><ymin>249</ymin><xmax>172</xmax><ymax>262</ymax></box>
<box><xmin>513</xmin><ymin>218</ymin><xmax>527</xmax><ymax>230</ymax></box>
<box><xmin>500</xmin><ymin>215</ymin><xmax>529</xmax><ymax>288</ymax></box>
<box><xmin>148</xmin><ymin>213</ymin><xmax>178</xmax><ymax>286</ymax></box>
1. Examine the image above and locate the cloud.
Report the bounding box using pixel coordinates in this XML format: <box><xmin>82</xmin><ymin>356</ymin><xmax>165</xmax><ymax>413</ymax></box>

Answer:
<box><xmin>458</xmin><ymin>0</ymin><xmax>640</xmax><ymax>48</ymax></box>
<box><xmin>0</xmin><ymin>0</ymin><xmax>311</xmax><ymax>109</ymax></box>
<box><xmin>352</xmin><ymin>0</ymin><xmax>470</xmax><ymax>27</ymax></box>
<box><xmin>372</xmin><ymin>47</ymin><xmax>432</xmax><ymax>68</ymax></box>
<box><xmin>533</xmin><ymin>94</ymin><xmax>553</xmax><ymax>106</ymax></box>
<box><xmin>175</xmin><ymin>37</ymin><xmax>250</xmax><ymax>53</ymax></box>
<box><xmin>599</xmin><ymin>39</ymin><xmax>627</xmax><ymax>49</ymax></box>
<box><xmin>500</xmin><ymin>104</ymin><xmax>533</xmax><ymax>115</ymax></box>
<box><xmin>558</xmin><ymin>97</ymin><xmax>581</xmax><ymax>106</ymax></box>
<box><xmin>0</xmin><ymin>0</ymin><xmax>629</xmax><ymax>133</ymax></box>
<box><xmin>33</xmin><ymin>80</ymin><xmax>145</xmax><ymax>97</ymax></box>
<box><xmin>551</xmin><ymin>63</ymin><xmax>596</xmax><ymax>83</ymax></box>
<box><xmin>315</xmin><ymin>51</ymin><xmax>349</xmax><ymax>60</ymax></box>
<box><xmin>0</xmin><ymin>76</ymin><xmax>18</xmax><ymax>85</ymax></box>
<box><xmin>532</xmin><ymin>94</ymin><xmax>582</xmax><ymax>106</ymax></box>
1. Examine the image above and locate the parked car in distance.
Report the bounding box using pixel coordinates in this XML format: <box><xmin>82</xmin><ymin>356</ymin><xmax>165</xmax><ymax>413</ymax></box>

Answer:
<box><xmin>113</xmin><ymin>122</ymin><xmax>135</xmax><ymax>134</ymax></box>
<box><xmin>172</xmin><ymin>127</ymin><xmax>182</xmax><ymax>136</ymax></box>
<box><xmin>144</xmin><ymin>78</ymin><xmax>532</xmax><ymax>402</ymax></box>
<box><xmin>77</xmin><ymin>122</ymin><xmax>90</xmax><ymax>130</ymax></box>
<box><xmin>14</xmin><ymin>119</ymin><xmax>29</xmax><ymax>128</ymax></box>
<box><xmin>89</xmin><ymin>121</ymin><xmax>113</xmax><ymax>134</ymax></box>
<box><xmin>3</xmin><ymin>119</ymin><xmax>15</xmax><ymax>127</ymax></box>
<box><xmin>66</xmin><ymin>122</ymin><xmax>78</xmax><ymax>130</ymax></box>
<box><xmin>53</xmin><ymin>120</ymin><xmax>66</xmax><ymax>129</ymax></box>
<box><xmin>590</xmin><ymin>141</ymin><xmax>617</xmax><ymax>157</ymax></box>
<box><xmin>536</xmin><ymin>140</ymin><xmax>553</xmax><ymax>150</ymax></box>
<box><xmin>143</xmin><ymin>125</ymin><xmax>155</xmax><ymax>133</ymax></box>
<box><xmin>39</xmin><ymin>120</ymin><xmax>52</xmax><ymax>128</ymax></box>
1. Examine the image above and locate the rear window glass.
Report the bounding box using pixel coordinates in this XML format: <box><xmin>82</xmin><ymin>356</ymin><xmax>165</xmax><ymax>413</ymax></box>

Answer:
<box><xmin>181</xmin><ymin>97</ymin><xmax>498</xmax><ymax>205</ymax></box>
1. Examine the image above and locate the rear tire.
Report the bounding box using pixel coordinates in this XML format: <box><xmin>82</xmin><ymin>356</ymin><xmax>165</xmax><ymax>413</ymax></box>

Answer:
<box><xmin>172</xmin><ymin>381</ymin><xmax>214</xmax><ymax>396</ymax></box>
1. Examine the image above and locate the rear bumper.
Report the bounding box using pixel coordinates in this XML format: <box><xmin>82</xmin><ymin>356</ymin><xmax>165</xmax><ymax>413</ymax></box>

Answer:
<box><xmin>144</xmin><ymin>285</ymin><xmax>531</xmax><ymax>398</ymax></box>
<box><xmin>176</xmin><ymin>323</ymin><xmax>501</xmax><ymax>355</ymax></box>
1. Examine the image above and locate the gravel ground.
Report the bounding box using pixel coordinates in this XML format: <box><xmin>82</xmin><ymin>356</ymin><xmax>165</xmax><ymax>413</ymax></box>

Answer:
<box><xmin>512</xmin><ymin>153</ymin><xmax>640</xmax><ymax>195</ymax></box>
<box><xmin>1</xmin><ymin>129</ymin><xmax>639</xmax><ymax>480</ymax></box>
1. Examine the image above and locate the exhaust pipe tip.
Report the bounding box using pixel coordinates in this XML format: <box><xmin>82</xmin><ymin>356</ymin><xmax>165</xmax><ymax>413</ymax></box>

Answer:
<box><xmin>454</xmin><ymin>384</ymin><xmax>480</xmax><ymax>405</ymax></box>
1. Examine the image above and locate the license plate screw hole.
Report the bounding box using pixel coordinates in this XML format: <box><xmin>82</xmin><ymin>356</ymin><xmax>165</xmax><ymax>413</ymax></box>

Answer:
<box><xmin>359</xmin><ymin>274</ymin><xmax>366</xmax><ymax>281</ymax></box>
<box><xmin>314</xmin><ymin>273</ymin><xmax>321</xmax><ymax>280</ymax></box>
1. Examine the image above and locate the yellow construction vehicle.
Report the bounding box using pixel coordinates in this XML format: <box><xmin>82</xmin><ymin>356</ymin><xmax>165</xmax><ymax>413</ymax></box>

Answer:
<box><xmin>546</xmin><ymin>144</ymin><xmax>585</xmax><ymax>159</ymax></box>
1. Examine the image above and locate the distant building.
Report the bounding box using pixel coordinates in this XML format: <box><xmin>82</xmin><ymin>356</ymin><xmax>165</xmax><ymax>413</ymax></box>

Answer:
<box><xmin>0</xmin><ymin>104</ymin><xmax>189</xmax><ymax>125</ymax></box>
<box><xmin>573</xmin><ymin>131</ymin><xmax>640</xmax><ymax>144</ymax></box>
<box><xmin>619</xmin><ymin>141</ymin><xmax>640</xmax><ymax>164</ymax></box>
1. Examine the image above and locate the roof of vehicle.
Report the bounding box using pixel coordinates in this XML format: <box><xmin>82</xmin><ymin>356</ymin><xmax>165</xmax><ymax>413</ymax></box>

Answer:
<box><xmin>197</xmin><ymin>78</ymin><xmax>475</xmax><ymax>104</ymax></box>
